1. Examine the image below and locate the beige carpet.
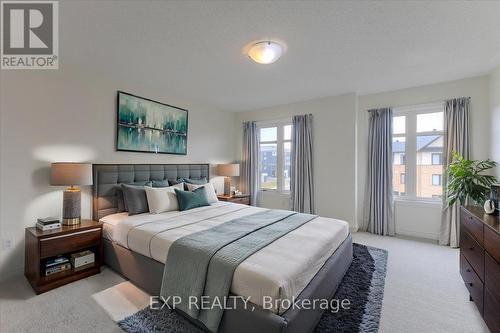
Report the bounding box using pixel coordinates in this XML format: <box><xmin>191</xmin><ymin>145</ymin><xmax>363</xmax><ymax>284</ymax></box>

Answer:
<box><xmin>92</xmin><ymin>281</ymin><xmax>150</xmax><ymax>322</ymax></box>
<box><xmin>0</xmin><ymin>232</ymin><xmax>490</xmax><ymax>333</ymax></box>
<box><xmin>353</xmin><ymin>232</ymin><xmax>489</xmax><ymax>333</ymax></box>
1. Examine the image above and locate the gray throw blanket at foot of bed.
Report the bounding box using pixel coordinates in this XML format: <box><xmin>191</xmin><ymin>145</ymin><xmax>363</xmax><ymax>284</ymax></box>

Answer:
<box><xmin>160</xmin><ymin>209</ymin><xmax>317</xmax><ymax>332</ymax></box>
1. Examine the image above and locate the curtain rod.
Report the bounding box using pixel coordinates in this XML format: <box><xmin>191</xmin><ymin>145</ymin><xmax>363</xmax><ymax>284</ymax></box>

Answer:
<box><xmin>366</xmin><ymin>96</ymin><xmax>470</xmax><ymax>112</ymax></box>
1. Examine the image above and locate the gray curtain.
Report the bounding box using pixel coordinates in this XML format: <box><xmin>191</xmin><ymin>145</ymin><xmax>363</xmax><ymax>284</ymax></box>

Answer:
<box><xmin>439</xmin><ymin>97</ymin><xmax>470</xmax><ymax>247</ymax></box>
<box><xmin>241</xmin><ymin>121</ymin><xmax>259</xmax><ymax>206</ymax></box>
<box><xmin>363</xmin><ymin>108</ymin><xmax>395</xmax><ymax>236</ymax></box>
<box><xmin>291</xmin><ymin>114</ymin><xmax>314</xmax><ymax>213</ymax></box>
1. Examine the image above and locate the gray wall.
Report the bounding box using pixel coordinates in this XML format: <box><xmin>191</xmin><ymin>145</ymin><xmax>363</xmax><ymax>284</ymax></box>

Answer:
<box><xmin>0</xmin><ymin>68</ymin><xmax>237</xmax><ymax>281</ymax></box>
<box><xmin>490</xmin><ymin>64</ymin><xmax>500</xmax><ymax>179</ymax></box>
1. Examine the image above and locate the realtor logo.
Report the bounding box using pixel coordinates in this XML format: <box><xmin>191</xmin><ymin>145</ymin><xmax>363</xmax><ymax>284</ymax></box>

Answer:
<box><xmin>1</xmin><ymin>1</ymin><xmax>58</xmax><ymax>69</ymax></box>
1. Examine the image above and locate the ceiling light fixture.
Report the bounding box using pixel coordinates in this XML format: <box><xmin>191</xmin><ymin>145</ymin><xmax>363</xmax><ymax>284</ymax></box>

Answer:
<box><xmin>247</xmin><ymin>41</ymin><xmax>283</xmax><ymax>65</ymax></box>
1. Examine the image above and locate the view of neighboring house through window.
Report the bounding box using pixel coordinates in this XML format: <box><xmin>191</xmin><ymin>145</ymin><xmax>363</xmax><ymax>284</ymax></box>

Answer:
<box><xmin>431</xmin><ymin>153</ymin><xmax>441</xmax><ymax>165</ymax></box>
<box><xmin>392</xmin><ymin>103</ymin><xmax>444</xmax><ymax>200</ymax></box>
<box><xmin>258</xmin><ymin>122</ymin><xmax>292</xmax><ymax>191</ymax></box>
<box><xmin>432</xmin><ymin>174</ymin><xmax>442</xmax><ymax>186</ymax></box>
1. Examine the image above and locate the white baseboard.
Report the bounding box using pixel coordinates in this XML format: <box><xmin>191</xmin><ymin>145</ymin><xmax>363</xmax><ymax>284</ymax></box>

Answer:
<box><xmin>396</xmin><ymin>228</ymin><xmax>439</xmax><ymax>241</ymax></box>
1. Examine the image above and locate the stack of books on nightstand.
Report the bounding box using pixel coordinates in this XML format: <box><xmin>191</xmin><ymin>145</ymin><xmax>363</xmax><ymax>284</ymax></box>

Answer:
<box><xmin>44</xmin><ymin>256</ymin><xmax>71</xmax><ymax>276</ymax></box>
<box><xmin>36</xmin><ymin>217</ymin><xmax>61</xmax><ymax>231</ymax></box>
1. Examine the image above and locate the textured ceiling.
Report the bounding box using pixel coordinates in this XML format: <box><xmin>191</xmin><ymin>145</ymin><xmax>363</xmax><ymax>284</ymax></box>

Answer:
<box><xmin>62</xmin><ymin>1</ymin><xmax>500</xmax><ymax>111</ymax></box>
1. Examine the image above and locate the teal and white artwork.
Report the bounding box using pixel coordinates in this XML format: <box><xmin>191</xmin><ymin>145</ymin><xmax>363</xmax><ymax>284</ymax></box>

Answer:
<box><xmin>117</xmin><ymin>91</ymin><xmax>188</xmax><ymax>154</ymax></box>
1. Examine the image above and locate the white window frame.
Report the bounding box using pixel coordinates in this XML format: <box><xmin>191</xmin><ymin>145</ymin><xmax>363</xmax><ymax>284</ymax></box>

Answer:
<box><xmin>257</xmin><ymin>119</ymin><xmax>292</xmax><ymax>193</ymax></box>
<box><xmin>432</xmin><ymin>174</ymin><xmax>442</xmax><ymax>186</ymax></box>
<box><xmin>393</xmin><ymin>102</ymin><xmax>444</xmax><ymax>204</ymax></box>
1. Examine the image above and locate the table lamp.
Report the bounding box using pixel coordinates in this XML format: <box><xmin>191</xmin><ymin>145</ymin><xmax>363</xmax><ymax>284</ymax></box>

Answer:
<box><xmin>50</xmin><ymin>163</ymin><xmax>93</xmax><ymax>225</ymax></box>
<box><xmin>218</xmin><ymin>164</ymin><xmax>240</xmax><ymax>196</ymax></box>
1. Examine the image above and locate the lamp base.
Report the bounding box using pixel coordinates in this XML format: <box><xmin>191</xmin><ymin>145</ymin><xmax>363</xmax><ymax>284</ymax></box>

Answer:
<box><xmin>224</xmin><ymin>177</ymin><xmax>231</xmax><ymax>196</ymax></box>
<box><xmin>62</xmin><ymin>217</ymin><xmax>81</xmax><ymax>226</ymax></box>
<box><xmin>63</xmin><ymin>188</ymin><xmax>82</xmax><ymax>226</ymax></box>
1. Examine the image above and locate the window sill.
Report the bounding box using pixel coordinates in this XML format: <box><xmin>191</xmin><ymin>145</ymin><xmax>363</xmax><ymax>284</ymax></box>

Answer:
<box><xmin>394</xmin><ymin>197</ymin><xmax>443</xmax><ymax>206</ymax></box>
<box><xmin>259</xmin><ymin>190</ymin><xmax>291</xmax><ymax>196</ymax></box>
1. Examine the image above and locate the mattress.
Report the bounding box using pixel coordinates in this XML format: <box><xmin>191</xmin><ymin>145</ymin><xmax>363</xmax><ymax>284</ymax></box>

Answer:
<box><xmin>100</xmin><ymin>202</ymin><xmax>349</xmax><ymax>314</ymax></box>
<box><xmin>101</xmin><ymin>212</ymin><xmax>128</xmax><ymax>240</ymax></box>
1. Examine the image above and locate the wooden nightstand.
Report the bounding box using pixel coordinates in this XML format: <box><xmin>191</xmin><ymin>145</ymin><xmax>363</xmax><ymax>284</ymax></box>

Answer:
<box><xmin>217</xmin><ymin>194</ymin><xmax>251</xmax><ymax>205</ymax></box>
<box><xmin>25</xmin><ymin>219</ymin><xmax>103</xmax><ymax>294</ymax></box>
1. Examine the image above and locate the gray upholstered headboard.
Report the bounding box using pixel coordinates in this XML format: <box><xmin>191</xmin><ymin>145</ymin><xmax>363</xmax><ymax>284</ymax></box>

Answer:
<box><xmin>92</xmin><ymin>164</ymin><xmax>209</xmax><ymax>220</ymax></box>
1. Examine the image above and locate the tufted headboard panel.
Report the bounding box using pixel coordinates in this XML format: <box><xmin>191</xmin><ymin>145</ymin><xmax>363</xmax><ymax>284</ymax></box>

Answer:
<box><xmin>92</xmin><ymin>164</ymin><xmax>209</xmax><ymax>220</ymax></box>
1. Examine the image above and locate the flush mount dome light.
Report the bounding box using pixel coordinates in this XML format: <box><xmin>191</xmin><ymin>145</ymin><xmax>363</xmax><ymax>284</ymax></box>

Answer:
<box><xmin>247</xmin><ymin>41</ymin><xmax>283</xmax><ymax>64</ymax></box>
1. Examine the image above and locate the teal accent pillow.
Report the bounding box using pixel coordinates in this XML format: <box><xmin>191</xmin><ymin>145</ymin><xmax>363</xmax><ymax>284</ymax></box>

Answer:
<box><xmin>152</xmin><ymin>179</ymin><xmax>170</xmax><ymax>188</ymax></box>
<box><xmin>181</xmin><ymin>177</ymin><xmax>207</xmax><ymax>185</ymax></box>
<box><xmin>174</xmin><ymin>187</ymin><xmax>210</xmax><ymax>211</ymax></box>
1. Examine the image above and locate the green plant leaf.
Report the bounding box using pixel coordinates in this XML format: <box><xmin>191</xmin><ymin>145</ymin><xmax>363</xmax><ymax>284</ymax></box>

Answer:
<box><xmin>445</xmin><ymin>151</ymin><xmax>498</xmax><ymax>207</ymax></box>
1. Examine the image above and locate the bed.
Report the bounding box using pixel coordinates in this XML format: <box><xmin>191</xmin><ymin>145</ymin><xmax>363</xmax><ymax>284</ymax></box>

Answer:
<box><xmin>93</xmin><ymin>164</ymin><xmax>353</xmax><ymax>333</ymax></box>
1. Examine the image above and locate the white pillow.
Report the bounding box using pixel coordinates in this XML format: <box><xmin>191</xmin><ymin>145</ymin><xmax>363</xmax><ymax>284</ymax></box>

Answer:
<box><xmin>186</xmin><ymin>183</ymin><xmax>219</xmax><ymax>203</ymax></box>
<box><xmin>144</xmin><ymin>183</ymin><xmax>184</xmax><ymax>214</ymax></box>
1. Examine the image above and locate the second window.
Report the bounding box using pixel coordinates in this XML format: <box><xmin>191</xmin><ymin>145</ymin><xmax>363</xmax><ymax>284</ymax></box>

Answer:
<box><xmin>258</xmin><ymin>122</ymin><xmax>292</xmax><ymax>192</ymax></box>
<box><xmin>392</xmin><ymin>103</ymin><xmax>444</xmax><ymax>200</ymax></box>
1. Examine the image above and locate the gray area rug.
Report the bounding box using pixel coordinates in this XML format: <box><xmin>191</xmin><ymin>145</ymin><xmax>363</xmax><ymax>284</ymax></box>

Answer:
<box><xmin>118</xmin><ymin>243</ymin><xmax>388</xmax><ymax>333</ymax></box>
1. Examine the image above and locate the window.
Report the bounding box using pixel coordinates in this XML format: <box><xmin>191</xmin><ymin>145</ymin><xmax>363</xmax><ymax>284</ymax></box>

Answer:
<box><xmin>432</xmin><ymin>174</ymin><xmax>442</xmax><ymax>186</ymax></box>
<box><xmin>392</xmin><ymin>103</ymin><xmax>444</xmax><ymax>200</ymax></box>
<box><xmin>431</xmin><ymin>153</ymin><xmax>441</xmax><ymax>165</ymax></box>
<box><xmin>258</xmin><ymin>122</ymin><xmax>292</xmax><ymax>191</ymax></box>
<box><xmin>392</xmin><ymin>116</ymin><xmax>406</xmax><ymax>197</ymax></box>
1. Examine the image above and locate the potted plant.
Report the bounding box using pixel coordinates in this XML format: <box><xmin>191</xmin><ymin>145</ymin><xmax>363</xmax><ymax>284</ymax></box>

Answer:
<box><xmin>445</xmin><ymin>151</ymin><xmax>497</xmax><ymax>207</ymax></box>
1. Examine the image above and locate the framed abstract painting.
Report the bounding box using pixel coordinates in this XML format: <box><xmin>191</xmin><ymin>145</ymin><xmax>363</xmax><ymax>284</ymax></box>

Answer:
<box><xmin>116</xmin><ymin>91</ymin><xmax>188</xmax><ymax>155</ymax></box>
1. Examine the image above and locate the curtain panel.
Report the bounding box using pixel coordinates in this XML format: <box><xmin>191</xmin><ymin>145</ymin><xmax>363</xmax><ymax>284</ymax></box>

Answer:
<box><xmin>439</xmin><ymin>97</ymin><xmax>471</xmax><ymax>247</ymax></box>
<box><xmin>241</xmin><ymin>121</ymin><xmax>259</xmax><ymax>206</ymax></box>
<box><xmin>363</xmin><ymin>107</ymin><xmax>395</xmax><ymax>236</ymax></box>
<box><xmin>290</xmin><ymin>114</ymin><xmax>315</xmax><ymax>213</ymax></box>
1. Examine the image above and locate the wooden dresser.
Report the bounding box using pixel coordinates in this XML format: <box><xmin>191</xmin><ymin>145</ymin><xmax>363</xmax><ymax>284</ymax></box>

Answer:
<box><xmin>460</xmin><ymin>206</ymin><xmax>500</xmax><ymax>333</ymax></box>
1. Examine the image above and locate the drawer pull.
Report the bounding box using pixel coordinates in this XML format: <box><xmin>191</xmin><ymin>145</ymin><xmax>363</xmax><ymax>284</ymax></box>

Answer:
<box><xmin>468</xmin><ymin>282</ymin><xmax>473</xmax><ymax>287</ymax></box>
<box><xmin>468</xmin><ymin>247</ymin><xmax>474</xmax><ymax>251</ymax></box>
<box><xmin>466</xmin><ymin>268</ymin><xmax>471</xmax><ymax>272</ymax></box>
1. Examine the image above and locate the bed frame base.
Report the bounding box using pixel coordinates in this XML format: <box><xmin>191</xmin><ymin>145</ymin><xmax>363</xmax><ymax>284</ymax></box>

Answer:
<box><xmin>104</xmin><ymin>234</ymin><xmax>353</xmax><ymax>333</ymax></box>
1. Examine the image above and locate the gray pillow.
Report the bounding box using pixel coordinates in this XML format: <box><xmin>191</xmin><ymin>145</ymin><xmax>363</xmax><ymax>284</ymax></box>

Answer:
<box><xmin>121</xmin><ymin>184</ymin><xmax>149</xmax><ymax>215</ymax></box>
<box><xmin>116</xmin><ymin>187</ymin><xmax>126</xmax><ymax>212</ymax></box>
<box><xmin>168</xmin><ymin>179</ymin><xmax>182</xmax><ymax>185</ymax></box>
<box><xmin>118</xmin><ymin>181</ymin><xmax>151</xmax><ymax>211</ymax></box>
<box><xmin>168</xmin><ymin>179</ymin><xmax>187</xmax><ymax>190</ymax></box>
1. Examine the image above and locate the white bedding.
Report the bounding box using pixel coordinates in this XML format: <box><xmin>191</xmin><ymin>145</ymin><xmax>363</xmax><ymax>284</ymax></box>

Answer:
<box><xmin>101</xmin><ymin>212</ymin><xmax>128</xmax><ymax>240</ymax></box>
<box><xmin>100</xmin><ymin>202</ymin><xmax>349</xmax><ymax>314</ymax></box>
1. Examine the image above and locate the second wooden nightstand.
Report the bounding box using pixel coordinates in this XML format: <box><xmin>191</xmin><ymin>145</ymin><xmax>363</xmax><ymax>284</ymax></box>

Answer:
<box><xmin>217</xmin><ymin>194</ymin><xmax>251</xmax><ymax>205</ymax></box>
<box><xmin>25</xmin><ymin>219</ymin><xmax>103</xmax><ymax>294</ymax></box>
